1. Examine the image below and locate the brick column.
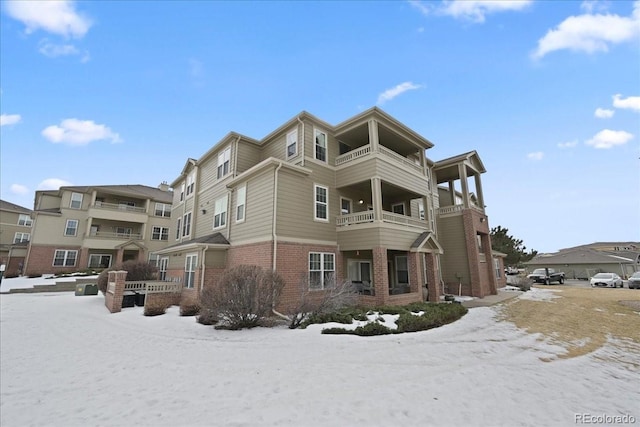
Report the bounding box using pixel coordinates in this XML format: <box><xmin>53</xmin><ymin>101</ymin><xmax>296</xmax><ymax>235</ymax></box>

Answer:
<box><xmin>425</xmin><ymin>253</ymin><xmax>440</xmax><ymax>302</ymax></box>
<box><xmin>104</xmin><ymin>270</ymin><xmax>128</xmax><ymax>313</ymax></box>
<box><xmin>372</xmin><ymin>247</ymin><xmax>388</xmax><ymax>300</ymax></box>
<box><xmin>482</xmin><ymin>234</ymin><xmax>497</xmax><ymax>295</ymax></box>
<box><xmin>408</xmin><ymin>252</ymin><xmax>421</xmax><ymax>295</ymax></box>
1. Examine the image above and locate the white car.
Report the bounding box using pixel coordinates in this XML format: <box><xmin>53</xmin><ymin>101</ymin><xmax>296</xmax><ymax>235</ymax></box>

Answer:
<box><xmin>590</xmin><ymin>273</ymin><xmax>623</xmax><ymax>288</ymax></box>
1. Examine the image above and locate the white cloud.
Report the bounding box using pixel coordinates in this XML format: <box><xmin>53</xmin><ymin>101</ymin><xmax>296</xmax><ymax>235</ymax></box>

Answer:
<box><xmin>580</xmin><ymin>0</ymin><xmax>609</xmax><ymax>14</ymax></box>
<box><xmin>527</xmin><ymin>151</ymin><xmax>544</xmax><ymax>160</ymax></box>
<box><xmin>10</xmin><ymin>184</ymin><xmax>29</xmax><ymax>195</ymax></box>
<box><xmin>37</xmin><ymin>178</ymin><xmax>73</xmax><ymax>191</ymax></box>
<box><xmin>531</xmin><ymin>2</ymin><xmax>640</xmax><ymax>59</ymax></box>
<box><xmin>4</xmin><ymin>0</ymin><xmax>92</xmax><ymax>38</ymax></box>
<box><xmin>557</xmin><ymin>140</ymin><xmax>578</xmax><ymax>149</ymax></box>
<box><xmin>594</xmin><ymin>108</ymin><xmax>614</xmax><ymax>118</ymax></box>
<box><xmin>41</xmin><ymin>119</ymin><xmax>122</xmax><ymax>146</ymax></box>
<box><xmin>410</xmin><ymin>0</ymin><xmax>532</xmax><ymax>23</ymax></box>
<box><xmin>377</xmin><ymin>82</ymin><xmax>422</xmax><ymax>105</ymax></box>
<box><xmin>38</xmin><ymin>39</ymin><xmax>78</xmax><ymax>57</ymax></box>
<box><xmin>612</xmin><ymin>94</ymin><xmax>640</xmax><ymax>111</ymax></box>
<box><xmin>585</xmin><ymin>129</ymin><xmax>634</xmax><ymax>149</ymax></box>
<box><xmin>0</xmin><ymin>114</ymin><xmax>22</xmax><ymax>126</ymax></box>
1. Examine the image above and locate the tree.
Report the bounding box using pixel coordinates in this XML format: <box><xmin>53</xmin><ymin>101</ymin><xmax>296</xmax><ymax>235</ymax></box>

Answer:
<box><xmin>490</xmin><ymin>226</ymin><xmax>537</xmax><ymax>267</ymax></box>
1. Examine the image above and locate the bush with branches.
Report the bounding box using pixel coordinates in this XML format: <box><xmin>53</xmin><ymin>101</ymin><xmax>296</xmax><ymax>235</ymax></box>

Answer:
<box><xmin>97</xmin><ymin>260</ymin><xmax>158</xmax><ymax>293</ymax></box>
<box><xmin>288</xmin><ymin>274</ymin><xmax>359</xmax><ymax>329</ymax></box>
<box><xmin>199</xmin><ymin>265</ymin><xmax>284</xmax><ymax>330</ymax></box>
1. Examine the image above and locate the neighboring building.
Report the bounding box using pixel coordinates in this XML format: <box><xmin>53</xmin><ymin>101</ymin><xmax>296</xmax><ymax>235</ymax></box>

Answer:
<box><xmin>157</xmin><ymin>107</ymin><xmax>500</xmax><ymax>310</ymax></box>
<box><xmin>0</xmin><ymin>199</ymin><xmax>33</xmax><ymax>276</ymax></box>
<box><xmin>24</xmin><ymin>184</ymin><xmax>173</xmax><ymax>276</ymax></box>
<box><xmin>527</xmin><ymin>242</ymin><xmax>640</xmax><ymax>279</ymax></box>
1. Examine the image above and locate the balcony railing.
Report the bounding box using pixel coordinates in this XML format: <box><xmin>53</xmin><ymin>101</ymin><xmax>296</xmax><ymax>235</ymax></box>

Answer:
<box><xmin>335</xmin><ymin>144</ymin><xmax>424</xmax><ymax>174</ymax></box>
<box><xmin>93</xmin><ymin>201</ymin><xmax>146</xmax><ymax>213</ymax></box>
<box><xmin>437</xmin><ymin>204</ymin><xmax>484</xmax><ymax>216</ymax></box>
<box><xmin>87</xmin><ymin>231</ymin><xmax>143</xmax><ymax>240</ymax></box>
<box><xmin>337</xmin><ymin>210</ymin><xmax>427</xmax><ymax>229</ymax></box>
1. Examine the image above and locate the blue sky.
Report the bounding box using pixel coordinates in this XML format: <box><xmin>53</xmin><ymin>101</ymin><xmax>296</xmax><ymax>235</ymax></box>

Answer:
<box><xmin>1</xmin><ymin>0</ymin><xmax>638</xmax><ymax>253</ymax></box>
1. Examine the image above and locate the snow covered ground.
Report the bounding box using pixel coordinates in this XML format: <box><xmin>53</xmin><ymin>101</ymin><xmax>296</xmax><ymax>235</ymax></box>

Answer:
<box><xmin>1</xmin><ymin>284</ymin><xmax>638</xmax><ymax>426</ymax></box>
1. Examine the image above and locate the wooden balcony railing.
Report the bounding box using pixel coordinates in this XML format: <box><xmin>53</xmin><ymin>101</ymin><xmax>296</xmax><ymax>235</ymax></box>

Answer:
<box><xmin>337</xmin><ymin>210</ymin><xmax>428</xmax><ymax>229</ymax></box>
<box><xmin>93</xmin><ymin>201</ymin><xmax>146</xmax><ymax>213</ymax></box>
<box><xmin>335</xmin><ymin>144</ymin><xmax>424</xmax><ymax>175</ymax></box>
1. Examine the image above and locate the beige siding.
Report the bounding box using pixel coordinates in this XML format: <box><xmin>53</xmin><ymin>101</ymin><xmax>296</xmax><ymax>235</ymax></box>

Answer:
<box><xmin>337</xmin><ymin>226</ymin><xmax>422</xmax><ymax>251</ymax></box>
<box><xmin>32</xmin><ymin>214</ymin><xmax>85</xmax><ymax>245</ymax></box>
<box><xmin>205</xmin><ymin>250</ymin><xmax>227</xmax><ymax>268</ymax></box>
<box><xmin>276</xmin><ymin>165</ymin><xmax>337</xmax><ymax>242</ymax></box>
<box><xmin>230</xmin><ymin>169</ymin><xmax>274</xmax><ymax>243</ymax></box>
<box><xmin>260</xmin><ymin>132</ymin><xmax>287</xmax><ymax>162</ymax></box>
<box><xmin>237</xmin><ymin>143</ymin><xmax>261</xmax><ymax>174</ymax></box>
<box><xmin>437</xmin><ymin>215</ymin><xmax>469</xmax><ymax>282</ymax></box>
<box><xmin>336</xmin><ymin>157</ymin><xmax>428</xmax><ymax>196</ymax></box>
<box><xmin>194</xmin><ymin>183</ymin><xmax>229</xmax><ymax>240</ymax></box>
<box><xmin>199</xmin><ymin>155</ymin><xmax>220</xmax><ymax>191</ymax></box>
<box><xmin>0</xmin><ymin>211</ymin><xmax>32</xmax><ymax>246</ymax></box>
<box><xmin>37</xmin><ymin>194</ymin><xmax>61</xmax><ymax>210</ymax></box>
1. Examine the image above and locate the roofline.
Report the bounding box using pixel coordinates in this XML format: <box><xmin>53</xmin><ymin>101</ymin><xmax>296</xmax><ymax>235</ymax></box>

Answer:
<box><xmin>155</xmin><ymin>242</ymin><xmax>230</xmax><ymax>255</ymax></box>
<box><xmin>226</xmin><ymin>157</ymin><xmax>312</xmax><ymax>188</ymax></box>
<box><xmin>434</xmin><ymin>150</ymin><xmax>487</xmax><ymax>173</ymax></box>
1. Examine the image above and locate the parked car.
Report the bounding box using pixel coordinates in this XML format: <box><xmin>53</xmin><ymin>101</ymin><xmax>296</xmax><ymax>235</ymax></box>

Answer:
<box><xmin>590</xmin><ymin>273</ymin><xmax>623</xmax><ymax>288</ymax></box>
<box><xmin>527</xmin><ymin>268</ymin><xmax>565</xmax><ymax>285</ymax></box>
<box><xmin>628</xmin><ymin>271</ymin><xmax>640</xmax><ymax>289</ymax></box>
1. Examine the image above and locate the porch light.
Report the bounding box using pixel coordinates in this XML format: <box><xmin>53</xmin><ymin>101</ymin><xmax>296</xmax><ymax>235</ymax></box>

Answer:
<box><xmin>358</xmin><ymin>199</ymin><xmax>364</xmax><ymax>204</ymax></box>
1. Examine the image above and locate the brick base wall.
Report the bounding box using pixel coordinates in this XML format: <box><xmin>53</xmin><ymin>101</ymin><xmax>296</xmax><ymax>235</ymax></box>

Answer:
<box><xmin>25</xmin><ymin>245</ymin><xmax>82</xmax><ymax>276</ymax></box>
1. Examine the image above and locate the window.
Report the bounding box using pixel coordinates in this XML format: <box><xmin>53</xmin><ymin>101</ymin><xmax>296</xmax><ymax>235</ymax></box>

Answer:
<box><xmin>286</xmin><ymin>129</ymin><xmax>298</xmax><ymax>158</ymax></box>
<box><xmin>152</xmin><ymin>226</ymin><xmax>169</xmax><ymax>241</ymax></box>
<box><xmin>309</xmin><ymin>252</ymin><xmax>335</xmax><ymax>290</ymax></box>
<box><xmin>186</xmin><ymin>173</ymin><xmax>195</xmax><ymax>197</ymax></box>
<box><xmin>180</xmin><ymin>183</ymin><xmax>185</xmax><ymax>202</ymax></box>
<box><xmin>417</xmin><ymin>200</ymin><xmax>425</xmax><ymax>220</ymax></box>
<box><xmin>64</xmin><ymin>219</ymin><xmax>79</xmax><ymax>236</ymax></box>
<box><xmin>236</xmin><ymin>186</ymin><xmax>246</xmax><ymax>222</ymax></box>
<box><xmin>392</xmin><ymin>203</ymin><xmax>405</xmax><ymax>215</ymax></box>
<box><xmin>314</xmin><ymin>129</ymin><xmax>327</xmax><ymax>162</ymax></box>
<box><xmin>155</xmin><ymin>203</ymin><xmax>171</xmax><ymax>217</ymax></box>
<box><xmin>340</xmin><ymin>198</ymin><xmax>351</xmax><ymax>215</ymax></box>
<box><xmin>314</xmin><ymin>184</ymin><xmax>328</xmax><ymax>221</ymax></box>
<box><xmin>396</xmin><ymin>256</ymin><xmax>409</xmax><ymax>285</ymax></box>
<box><xmin>184</xmin><ymin>253</ymin><xmax>198</xmax><ymax>288</ymax></box>
<box><xmin>158</xmin><ymin>257</ymin><xmax>169</xmax><ymax>281</ymax></box>
<box><xmin>53</xmin><ymin>250</ymin><xmax>77</xmax><ymax>267</ymax></box>
<box><xmin>176</xmin><ymin>218</ymin><xmax>182</xmax><ymax>240</ymax></box>
<box><xmin>182</xmin><ymin>212</ymin><xmax>192</xmax><ymax>237</ymax></box>
<box><xmin>494</xmin><ymin>258</ymin><xmax>502</xmax><ymax>279</ymax></box>
<box><xmin>116</xmin><ymin>227</ymin><xmax>132</xmax><ymax>237</ymax></box>
<box><xmin>214</xmin><ymin>196</ymin><xmax>228</xmax><ymax>229</ymax></box>
<box><xmin>217</xmin><ymin>147</ymin><xmax>231</xmax><ymax>179</ymax></box>
<box><xmin>70</xmin><ymin>192</ymin><xmax>83</xmax><ymax>209</ymax></box>
<box><xmin>13</xmin><ymin>232</ymin><xmax>30</xmax><ymax>243</ymax></box>
<box><xmin>88</xmin><ymin>254</ymin><xmax>112</xmax><ymax>268</ymax></box>
<box><xmin>18</xmin><ymin>214</ymin><xmax>33</xmax><ymax>227</ymax></box>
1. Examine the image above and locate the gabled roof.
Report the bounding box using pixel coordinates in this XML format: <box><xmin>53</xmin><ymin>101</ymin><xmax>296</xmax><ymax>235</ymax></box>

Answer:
<box><xmin>0</xmin><ymin>199</ymin><xmax>32</xmax><ymax>214</ymax></box>
<box><xmin>434</xmin><ymin>150</ymin><xmax>486</xmax><ymax>174</ymax></box>
<box><xmin>526</xmin><ymin>248</ymin><xmax>635</xmax><ymax>265</ymax></box>
<box><xmin>410</xmin><ymin>232</ymin><xmax>444</xmax><ymax>254</ymax></box>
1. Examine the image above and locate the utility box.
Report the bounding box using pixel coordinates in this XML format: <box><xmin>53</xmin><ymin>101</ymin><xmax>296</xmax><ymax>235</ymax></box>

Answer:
<box><xmin>122</xmin><ymin>291</ymin><xmax>136</xmax><ymax>308</ymax></box>
<box><xmin>134</xmin><ymin>291</ymin><xmax>146</xmax><ymax>307</ymax></box>
<box><xmin>75</xmin><ymin>283</ymin><xmax>99</xmax><ymax>296</ymax></box>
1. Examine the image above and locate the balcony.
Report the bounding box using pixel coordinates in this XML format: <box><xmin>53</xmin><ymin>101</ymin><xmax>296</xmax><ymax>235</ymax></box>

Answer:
<box><xmin>336</xmin><ymin>210</ymin><xmax>429</xmax><ymax>251</ymax></box>
<box><xmin>336</xmin><ymin>144</ymin><xmax>423</xmax><ymax>174</ymax></box>
<box><xmin>88</xmin><ymin>230</ymin><xmax>143</xmax><ymax>240</ymax></box>
<box><xmin>436</xmin><ymin>204</ymin><xmax>484</xmax><ymax>217</ymax></box>
<box><xmin>88</xmin><ymin>202</ymin><xmax>148</xmax><ymax>223</ymax></box>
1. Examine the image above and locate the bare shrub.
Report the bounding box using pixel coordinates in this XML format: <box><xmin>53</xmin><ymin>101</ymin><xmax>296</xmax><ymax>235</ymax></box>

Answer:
<box><xmin>288</xmin><ymin>274</ymin><xmax>358</xmax><ymax>329</ymax></box>
<box><xmin>199</xmin><ymin>265</ymin><xmax>284</xmax><ymax>330</ymax></box>
<box><xmin>180</xmin><ymin>303</ymin><xmax>200</xmax><ymax>317</ymax></box>
<box><xmin>144</xmin><ymin>304</ymin><xmax>167</xmax><ymax>316</ymax></box>
<box><xmin>97</xmin><ymin>260</ymin><xmax>158</xmax><ymax>293</ymax></box>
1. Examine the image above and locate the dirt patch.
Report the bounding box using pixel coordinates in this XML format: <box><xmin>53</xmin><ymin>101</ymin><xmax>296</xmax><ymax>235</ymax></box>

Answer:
<box><xmin>499</xmin><ymin>286</ymin><xmax>640</xmax><ymax>361</ymax></box>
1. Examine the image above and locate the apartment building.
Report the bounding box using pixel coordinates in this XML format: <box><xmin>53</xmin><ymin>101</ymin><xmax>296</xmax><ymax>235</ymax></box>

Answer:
<box><xmin>0</xmin><ymin>199</ymin><xmax>33</xmax><ymax>276</ymax></box>
<box><xmin>157</xmin><ymin>107</ymin><xmax>501</xmax><ymax>310</ymax></box>
<box><xmin>24</xmin><ymin>184</ymin><xmax>173</xmax><ymax>276</ymax></box>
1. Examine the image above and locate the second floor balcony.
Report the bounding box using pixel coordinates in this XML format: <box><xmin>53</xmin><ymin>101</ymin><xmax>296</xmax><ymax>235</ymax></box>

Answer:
<box><xmin>336</xmin><ymin>210</ymin><xmax>428</xmax><ymax>229</ymax></box>
<box><xmin>88</xmin><ymin>201</ymin><xmax>148</xmax><ymax>223</ymax></box>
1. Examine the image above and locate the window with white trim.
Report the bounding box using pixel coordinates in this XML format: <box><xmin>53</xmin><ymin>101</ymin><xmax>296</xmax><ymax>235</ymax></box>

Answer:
<box><xmin>396</xmin><ymin>255</ymin><xmax>409</xmax><ymax>285</ymax></box>
<box><xmin>286</xmin><ymin>129</ymin><xmax>298</xmax><ymax>158</ymax></box>
<box><xmin>70</xmin><ymin>192</ymin><xmax>83</xmax><ymax>209</ymax></box>
<box><xmin>88</xmin><ymin>254</ymin><xmax>112</xmax><ymax>268</ymax></box>
<box><xmin>314</xmin><ymin>184</ymin><xmax>328</xmax><ymax>221</ymax></box>
<box><xmin>18</xmin><ymin>214</ymin><xmax>33</xmax><ymax>227</ymax></box>
<box><xmin>64</xmin><ymin>219</ymin><xmax>78</xmax><ymax>236</ymax></box>
<box><xmin>309</xmin><ymin>252</ymin><xmax>335</xmax><ymax>290</ymax></box>
<box><xmin>392</xmin><ymin>203</ymin><xmax>405</xmax><ymax>215</ymax></box>
<box><xmin>214</xmin><ymin>196</ymin><xmax>228</xmax><ymax>229</ymax></box>
<box><xmin>314</xmin><ymin>129</ymin><xmax>327</xmax><ymax>162</ymax></box>
<box><xmin>417</xmin><ymin>200</ymin><xmax>425</xmax><ymax>220</ymax></box>
<box><xmin>159</xmin><ymin>257</ymin><xmax>169</xmax><ymax>281</ymax></box>
<box><xmin>13</xmin><ymin>232</ymin><xmax>30</xmax><ymax>243</ymax></box>
<box><xmin>494</xmin><ymin>258</ymin><xmax>501</xmax><ymax>279</ymax></box>
<box><xmin>176</xmin><ymin>218</ymin><xmax>182</xmax><ymax>240</ymax></box>
<box><xmin>217</xmin><ymin>147</ymin><xmax>231</xmax><ymax>179</ymax></box>
<box><xmin>184</xmin><ymin>253</ymin><xmax>198</xmax><ymax>288</ymax></box>
<box><xmin>152</xmin><ymin>226</ymin><xmax>169</xmax><ymax>241</ymax></box>
<box><xmin>180</xmin><ymin>183</ymin><xmax>185</xmax><ymax>202</ymax></box>
<box><xmin>186</xmin><ymin>173</ymin><xmax>195</xmax><ymax>197</ymax></box>
<box><xmin>182</xmin><ymin>212</ymin><xmax>192</xmax><ymax>237</ymax></box>
<box><xmin>340</xmin><ymin>198</ymin><xmax>352</xmax><ymax>215</ymax></box>
<box><xmin>53</xmin><ymin>250</ymin><xmax>77</xmax><ymax>267</ymax></box>
<box><xmin>155</xmin><ymin>203</ymin><xmax>171</xmax><ymax>217</ymax></box>
<box><xmin>236</xmin><ymin>185</ymin><xmax>246</xmax><ymax>223</ymax></box>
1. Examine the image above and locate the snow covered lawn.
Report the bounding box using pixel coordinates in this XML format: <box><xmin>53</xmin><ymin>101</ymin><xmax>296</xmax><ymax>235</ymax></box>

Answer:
<box><xmin>1</xmin><ymin>290</ymin><xmax>638</xmax><ymax>427</ymax></box>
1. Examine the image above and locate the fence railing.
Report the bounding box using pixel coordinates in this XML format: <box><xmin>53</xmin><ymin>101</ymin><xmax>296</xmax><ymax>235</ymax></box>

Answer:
<box><xmin>93</xmin><ymin>201</ymin><xmax>146</xmax><ymax>213</ymax></box>
<box><xmin>123</xmin><ymin>281</ymin><xmax>182</xmax><ymax>294</ymax></box>
<box><xmin>336</xmin><ymin>210</ymin><xmax>428</xmax><ymax>229</ymax></box>
<box><xmin>335</xmin><ymin>144</ymin><xmax>371</xmax><ymax>166</ymax></box>
<box><xmin>334</xmin><ymin>144</ymin><xmax>424</xmax><ymax>175</ymax></box>
<box><xmin>88</xmin><ymin>230</ymin><xmax>143</xmax><ymax>239</ymax></box>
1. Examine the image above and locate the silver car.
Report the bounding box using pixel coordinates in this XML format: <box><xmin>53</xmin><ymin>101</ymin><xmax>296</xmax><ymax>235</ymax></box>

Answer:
<box><xmin>628</xmin><ymin>271</ymin><xmax>640</xmax><ymax>289</ymax></box>
<box><xmin>590</xmin><ymin>273</ymin><xmax>623</xmax><ymax>288</ymax></box>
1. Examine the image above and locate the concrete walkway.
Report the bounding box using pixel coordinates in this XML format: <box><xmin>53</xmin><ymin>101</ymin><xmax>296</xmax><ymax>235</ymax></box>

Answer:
<box><xmin>461</xmin><ymin>289</ymin><xmax>523</xmax><ymax>308</ymax></box>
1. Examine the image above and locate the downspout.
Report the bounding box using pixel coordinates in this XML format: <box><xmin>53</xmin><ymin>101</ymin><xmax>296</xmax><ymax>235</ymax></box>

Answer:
<box><xmin>271</xmin><ymin>161</ymin><xmax>290</xmax><ymax>321</ymax></box>
<box><xmin>200</xmin><ymin>245</ymin><xmax>208</xmax><ymax>293</ymax></box>
<box><xmin>297</xmin><ymin>117</ymin><xmax>305</xmax><ymax>167</ymax></box>
<box><xmin>233</xmin><ymin>136</ymin><xmax>240</xmax><ymax>177</ymax></box>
